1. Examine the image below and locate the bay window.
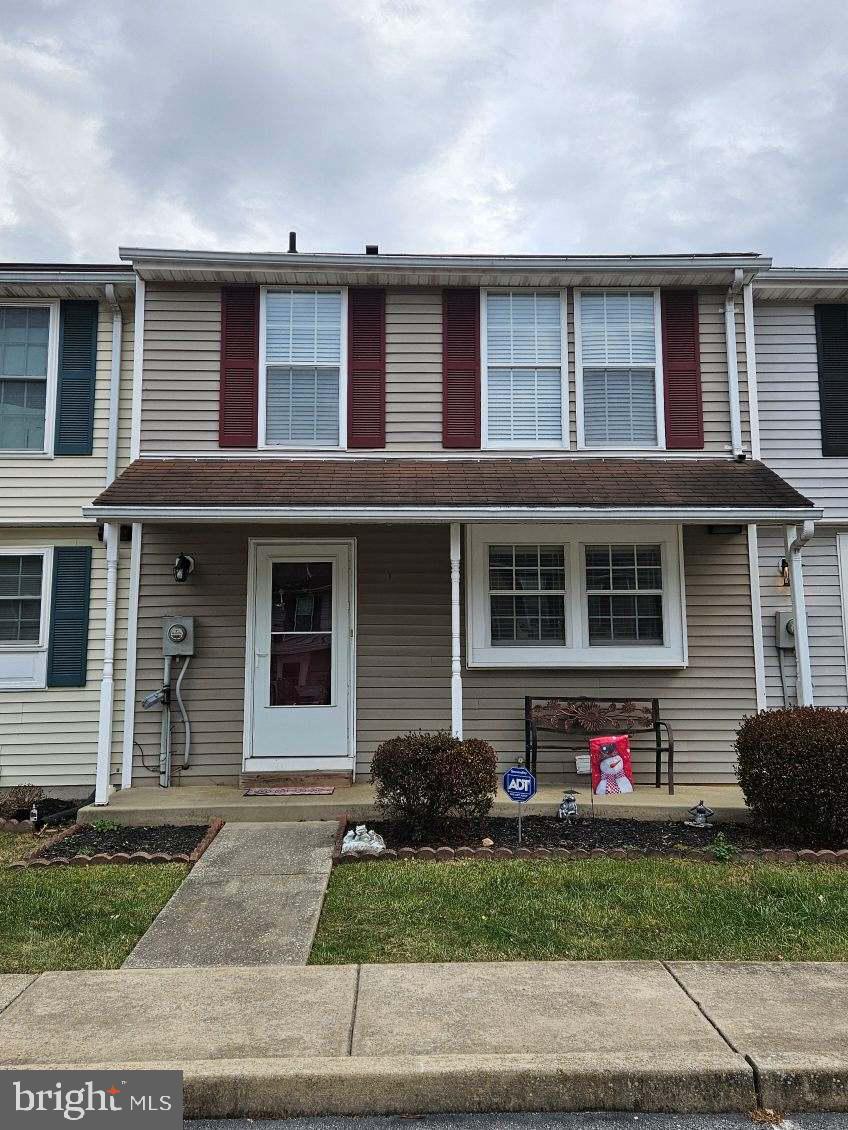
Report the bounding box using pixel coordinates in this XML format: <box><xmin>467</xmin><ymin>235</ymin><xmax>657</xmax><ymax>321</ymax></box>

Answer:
<box><xmin>0</xmin><ymin>304</ymin><xmax>56</xmax><ymax>453</ymax></box>
<box><xmin>576</xmin><ymin>289</ymin><xmax>664</xmax><ymax>448</ymax></box>
<box><xmin>483</xmin><ymin>290</ymin><xmax>565</xmax><ymax>446</ymax></box>
<box><xmin>261</xmin><ymin>288</ymin><xmax>345</xmax><ymax>447</ymax></box>
<box><xmin>468</xmin><ymin>523</ymin><xmax>685</xmax><ymax>668</ymax></box>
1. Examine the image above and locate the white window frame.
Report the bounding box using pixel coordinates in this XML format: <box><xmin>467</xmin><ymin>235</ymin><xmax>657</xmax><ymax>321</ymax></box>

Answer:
<box><xmin>0</xmin><ymin>300</ymin><xmax>60</xmax><ymax>458</ymax></box>
<box><xmin>481</xmin><ymin>288</ymin><xmax>569</xmax><ymax>450</ymax></box>
<box><xmin>257</xmin><ymin>285</ymin><xmax>348</xmax><ymax>451</ymax></box>
<box><xmin>467</xmin><ymin>522</ymin><xmax>687</xmax><ymax>668</ymax></box>
<box><xmin>574</xmin><ymin>287</ymin><xmax>666</xmax><ymax>451</ymax></box>
<box><xmin>0</xmin><ymin>546</ymin><xmax>53</xmax><ymax>690</ymax></box>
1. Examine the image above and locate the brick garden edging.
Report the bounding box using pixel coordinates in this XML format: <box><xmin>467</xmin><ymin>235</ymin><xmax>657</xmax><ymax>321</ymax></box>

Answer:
<box><xmin>334</xmin><ymin>842</ymin><xmax>848</xmax><ymax>866</ymax></box>
<box><xmin>7</xmin><ymin>817</ymin><xmax>225</xmax><ymax>869</ymax></box>
<box><xmin>0</xmin><ymin>818</ymin><xmax>34</xmax><ymax>833</ymax></box>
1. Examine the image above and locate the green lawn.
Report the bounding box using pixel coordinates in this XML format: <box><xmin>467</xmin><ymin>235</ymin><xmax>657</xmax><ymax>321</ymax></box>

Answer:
<box><xmin>311</xmin><ymin>858</ymin><xmax>848</xmax><ymax>964</ymax></box>
<box><xmin>0</xmin><ymin>834</ymin><xmax>187</xmax><ymax>973</ymax></box>
<box><xmin>0</xmin><ymin>830</ymin><xmax>38</xmax><ymax>865</ymax></box>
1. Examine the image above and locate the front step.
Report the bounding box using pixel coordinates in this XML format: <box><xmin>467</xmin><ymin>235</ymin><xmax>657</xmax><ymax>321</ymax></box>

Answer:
<box><xmin>239</xmin><ymin>771</ymin><xmax>352</xmax><ymax>791</ymax></box>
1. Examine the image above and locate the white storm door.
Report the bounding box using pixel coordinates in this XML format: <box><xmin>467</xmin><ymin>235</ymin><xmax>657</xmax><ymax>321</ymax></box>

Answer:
<box><xmin>247</xmin><ymin>540</ymin><xmax>354</xmax><ymax>770</ymax></box>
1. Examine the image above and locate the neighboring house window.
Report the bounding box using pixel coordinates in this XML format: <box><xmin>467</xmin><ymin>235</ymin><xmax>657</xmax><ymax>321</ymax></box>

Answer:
<box><xmin>0</xmin><ymin>548</ymin><xmax>51</xmax><ymax>689</ymax></box>
<box><xmin>576</xmin><ymin>290</ymin><xmax>664</xmax><ymax>448</ymax></box>
<box><xmin>467</xmin><ymin>523</ymin><xmax>684</xmax><ymax>668</ymax></box>
<box><xmin>262</xmin><ymin>289</ymin><xmax>345</xmax><ymax>447</ymax></box>
<box><xmin>483</xmin><ymin>291</ymin><xmax>565</xmax><ymax>446</ymax></box>
<box><xmin>0</xmin><ymin>305</ymin><xmax>53</xmax><ymax>452</ymax></box>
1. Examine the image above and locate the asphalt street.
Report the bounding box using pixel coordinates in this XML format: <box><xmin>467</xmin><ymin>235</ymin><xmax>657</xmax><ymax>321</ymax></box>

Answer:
<box><xmin>188</xmin><ymin>1113</ymin><xmax>848</xmax><ymax>1129</ymax></box>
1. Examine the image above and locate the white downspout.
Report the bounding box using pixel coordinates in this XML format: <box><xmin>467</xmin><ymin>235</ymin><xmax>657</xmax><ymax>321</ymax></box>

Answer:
<box><xmin>103</xmin><ymin>284</ymin><xmax>123</xmax><ymax>485</ymax></box>
<box><xmin>785</xmin><ymin>520</ymin><xmax>815</xmax><ymax>706</ymax></box>
<box><xmin>130</xmin><ymin>276</ymin><xmax>145</xmax><ymax>461</ymax></box>
<box><xmin>742</xmin><ymin>282</ymin><xmax>761</xmax><ymax>460</ymax></box>
<box><xmin>724</xmin><ymin>268</ymin><xmax>745</xmax><ymax>458</ymax></box>
<box><xmin>94</xmin><ymin>520</ymin><xmax>119</xmax><ymax>804</ymax></box>
<box><xmin>120</xmin><ymin>521</ymin><xmax>143</xmax><ymax>789</ymax></box>
<box><xmin>450</xmin><ymin>523</ymin><xmax>463</xmax><ymax>739</ymax></box>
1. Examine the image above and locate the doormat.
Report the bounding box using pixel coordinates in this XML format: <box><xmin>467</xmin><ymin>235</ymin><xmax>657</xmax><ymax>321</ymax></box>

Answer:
<box><xmin>244</xmin><ymin>786</ymin><xmax>336</xmax><ymax>796</ymax></box>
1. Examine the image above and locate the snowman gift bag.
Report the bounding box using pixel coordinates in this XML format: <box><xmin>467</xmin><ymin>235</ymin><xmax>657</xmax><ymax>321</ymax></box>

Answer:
<box><xmin>589</xmin><ymin>735</ymin><xmax>634</xmax><ymax>795</ymax></box>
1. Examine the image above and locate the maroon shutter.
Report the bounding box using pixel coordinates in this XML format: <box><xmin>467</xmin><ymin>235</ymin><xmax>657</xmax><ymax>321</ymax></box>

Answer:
<box><xmin>661</xmin><ymin>289</ymin><xmax>704</xmax><ymax>449</ymax></box>
<box><xmin>347</xmin><ymin>287</ymin><xmax>386</xmax><ymax>448</ymax></box>
<box><xmin>442</xmin><ymin>288</ymin><xmax>481</xmax><ymax>448</ymax></box>
<box><xmin>219</xmin><ymin>286</ymin><xmax>259</xmax><ymax>448</ymax></box>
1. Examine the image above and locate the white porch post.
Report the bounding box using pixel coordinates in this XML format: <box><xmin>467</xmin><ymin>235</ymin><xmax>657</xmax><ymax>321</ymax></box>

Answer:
<box><xmin>785</xmin><ymin>523</ymin><xmax>814</xmax><ymax>706</ymax></box>
<box><xmin>450</xmin><ymin>522</ymin><xmax>463</xmax><ymax>738</ymax></box>
<box><xmin>94</xmin><ymin>521</ymin><xmax>120</xmax><ymax>804</ymax></box>
<box><xmin>120</xmin><ymin>521</ymin><xmax>143</xmax><ymax>789</ymax></box>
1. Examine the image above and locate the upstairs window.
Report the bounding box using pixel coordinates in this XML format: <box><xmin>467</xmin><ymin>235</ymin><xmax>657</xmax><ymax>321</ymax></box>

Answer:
<box><xmin>483</xmin><ymin>291</ymin><xmax>565</xmax><ymax>446</ymax></box>
<box><xmin>262</xmin><ymin>289</ymin><xmax>344</xmax><ymax>447</ymax></box>
<box><xmin>576</xmin><ymin>290</ymin><xmax>664</xmax><ymax>448</ymax></box>
<box><xmin>0</xmin><ymin>305</ymin><xmax>52</xmax><ymax>452</ymax></box>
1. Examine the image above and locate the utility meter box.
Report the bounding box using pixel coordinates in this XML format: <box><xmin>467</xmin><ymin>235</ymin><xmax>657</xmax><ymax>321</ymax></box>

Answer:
<box><xmin>775</xmin><ymin>610</ymin><xmax>796</xmax><ymax>651</ymax></box>
<box><xmin>162</xmin><ymin>615</ymin><xmax>195</xmax><ymax>656</ymax></box>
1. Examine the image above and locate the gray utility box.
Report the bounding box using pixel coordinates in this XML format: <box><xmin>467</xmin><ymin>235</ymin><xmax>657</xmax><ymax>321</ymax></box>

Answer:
<box><xmin>775</xmin><ymin>610</ymin><xmax>796</xmax><ymax>651</ymax></box>
<box><xmin>162</xmin><ymin>615</ymin><xmax>195</xmax><ymax>656</ymax></box>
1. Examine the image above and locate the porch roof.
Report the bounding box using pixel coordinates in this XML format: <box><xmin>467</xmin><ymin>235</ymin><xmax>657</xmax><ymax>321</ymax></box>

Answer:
<box><xmin>87</xmin><ymin>456</ymin><xmax>817</xmax><ymax>524</ymax></box>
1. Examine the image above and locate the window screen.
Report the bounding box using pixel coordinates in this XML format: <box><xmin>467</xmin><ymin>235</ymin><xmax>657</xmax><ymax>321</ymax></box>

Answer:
<box><xmin>265</xmin><ymin>291</ymin><xmax>342</xmax><ymax>445</ymax></box>
<box><xmin>488</xmin><ymin>544</ymin><xmax>566</xmax><ymax>645</ymax></box>
<box><xmin>0</xmin><ymin>307</ymin><xmax>50</xmax><ymax>451</ymax></box>
<box><xmin>485</xmin><ymin>293</ymin><xmax>563</xmax><ymax>444</ymax></box>
<box><xmin>0</xmin><ymin>554</ymin><xmax>44</xmax><ymax>642</ymax></box>
<box><xmin>579</xmin><ymin>292</ymin><xmax>659</xmax><ymax>447</ymax></box>
<box><xmin>585</xmin><ymin>544</ymin><xmax>664</xmax><ymax>644</ymax></box>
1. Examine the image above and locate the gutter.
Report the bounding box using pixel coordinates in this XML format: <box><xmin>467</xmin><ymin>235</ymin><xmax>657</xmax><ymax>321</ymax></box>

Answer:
<box><xmin>83</xmin><ymin>504</ymin><xmax>822</xmax><ymax>525</ymax></box>
<box><xmin>725</xmin><ymin>268</ymin><xmax>745</xmax><ymax>458</ymax></box>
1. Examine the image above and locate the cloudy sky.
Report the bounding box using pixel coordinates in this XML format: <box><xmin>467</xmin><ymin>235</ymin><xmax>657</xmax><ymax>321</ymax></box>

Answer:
<box><xmin>1</xmin><ymin>0</ymin><xmax>847</xmax><ymax>265</ymax></box>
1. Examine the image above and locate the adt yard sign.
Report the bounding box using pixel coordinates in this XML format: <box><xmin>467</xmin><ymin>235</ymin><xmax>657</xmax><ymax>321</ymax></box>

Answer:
<box><xmin>503</xmin><ymin>766</ymin><xmax>537</xmax><ymax>802</ymax></box>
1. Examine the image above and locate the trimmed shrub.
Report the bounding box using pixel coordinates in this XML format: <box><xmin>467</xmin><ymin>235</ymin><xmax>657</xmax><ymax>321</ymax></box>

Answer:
<box><xmin>736</xmin><ymin>707</ymin><xmax>848</xmax><ymax>846</ymax></box>
<box><xmin>371</xmin><ymin>731</ymin><xmax>498</xmax><ymax>835</ymax></box>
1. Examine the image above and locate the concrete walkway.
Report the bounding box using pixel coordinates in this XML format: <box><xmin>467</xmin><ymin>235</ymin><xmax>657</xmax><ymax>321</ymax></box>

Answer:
<box><xmin>123</xmin><ymin>821</ymin><xmax>336</xmax><ymax>968</ymax></box>
<box><xmin>1</xmin><ymin>961</ymin><xmax>846</xmax><ymax>1117</ymax></box>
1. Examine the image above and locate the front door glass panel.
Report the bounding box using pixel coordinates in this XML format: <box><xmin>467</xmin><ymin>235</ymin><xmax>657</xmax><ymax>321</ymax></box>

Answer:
<box><xmin>269</xmin><ymin>561</ymin><xmax>332</xmax><ymax>706</ymax></box>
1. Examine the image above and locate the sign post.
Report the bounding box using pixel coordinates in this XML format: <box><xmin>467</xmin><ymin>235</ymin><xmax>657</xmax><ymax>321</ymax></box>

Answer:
<box><xmin>502</xmin><ymin>766</ymin><xmax>537</xmax><ymax>845</ymax></box>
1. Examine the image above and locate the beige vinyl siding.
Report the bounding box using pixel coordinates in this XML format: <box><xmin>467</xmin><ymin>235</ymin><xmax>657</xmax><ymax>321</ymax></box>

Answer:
<box><xmin>0</xmin><ymin>299</ymin><xmax>134</xmax><ymax>522</ymax></box>
<box><xmin>385</xmin><ymin>288</ymin><xmax>443</xmax><ymax>449</ymax></box>
<box><xmin>757</xmin><ymin>527</ymin><xmax>848</xmax><ymax>708</ymax></box>
<box><xmin>139</xmin><ymin>285</ymin><xmax>221</xmax><ymax>451</ymax></box>
<box><xmin>130</xmin><ymin>523</ymin><xmax>754</xmax><ymax>787</ymax></box>
<box><xmin>0</xmin><ymin>527</ymin><xmax>129</xmax><ymax>789</ymax></box>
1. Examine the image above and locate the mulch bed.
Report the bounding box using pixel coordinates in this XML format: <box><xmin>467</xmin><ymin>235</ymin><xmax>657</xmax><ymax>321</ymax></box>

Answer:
<box><xmin>8</xmin><ymin>819</ymin><xmax>224</xmax><ymax>869</ymax></box>
<box><xmin>339</xmin><ymin>816</ymin><xmax>848</xmax><ymax>865</ymax></box>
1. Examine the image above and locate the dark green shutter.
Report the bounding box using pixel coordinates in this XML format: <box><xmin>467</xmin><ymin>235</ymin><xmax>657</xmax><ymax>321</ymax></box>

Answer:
<box><xmin>54</xmin><ymin>300</ymin><xmax>98</xmax><ymax>455</ymax></box>
<box><xmin>815</xmin><ymin>304</ymin><xmax>848</xmax><ymax>456</ymax></box>
<box><xmin>47</xmin><ymin>546</ymin><xmax>92</xmax><ymax>687</ymax></box>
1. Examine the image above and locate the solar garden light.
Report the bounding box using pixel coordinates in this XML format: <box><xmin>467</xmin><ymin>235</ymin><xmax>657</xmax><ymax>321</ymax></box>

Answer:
<box><xmin>685</xmin><ymin>799</ymin><xmax>715</xmax><ymax>829</ymax></box>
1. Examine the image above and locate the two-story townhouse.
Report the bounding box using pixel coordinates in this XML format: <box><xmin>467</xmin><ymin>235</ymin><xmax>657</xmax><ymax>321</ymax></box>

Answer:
<box><xmin>752</xmin><ymin>269</ymin><xmax>848</xmax><ymax>710</ymax></box>
<box><xmin>85</xmin><ymin>246</ymin><xmax>817</xmax><ymax>801</ymax></box>
<box><xmin>0</xmin><ymin>263</ymin><xmax>136</xmax><ymax>797</ymax></box>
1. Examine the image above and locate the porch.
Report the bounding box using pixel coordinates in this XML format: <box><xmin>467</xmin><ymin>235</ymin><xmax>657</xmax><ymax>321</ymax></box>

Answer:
<box><xmin>78</xmin><ymin>781</ymin><xmax>749</xmax><ymax>826</ymax></box>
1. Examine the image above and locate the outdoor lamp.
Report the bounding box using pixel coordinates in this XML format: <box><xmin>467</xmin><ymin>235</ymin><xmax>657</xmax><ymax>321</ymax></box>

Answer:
<box><xmin>685</xmin><ymin>800</ymin><xmax>715</xmax><ymax>829</ymax></box>
<box><xmin>779</xmin><ymin>557</ymin><xmax>790</xmax><ymax>586</ymax></box>
<box><xmin>173</xmin><ymin>553</ymin><xmax>195</xmax><ymax>583</ymax></box>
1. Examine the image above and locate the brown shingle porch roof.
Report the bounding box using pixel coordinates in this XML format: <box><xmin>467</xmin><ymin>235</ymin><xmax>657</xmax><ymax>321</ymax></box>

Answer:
<box><xmin>92</xmin><ymin>457</ymin><xmax>814</xmax><ymax>513</ymax></box>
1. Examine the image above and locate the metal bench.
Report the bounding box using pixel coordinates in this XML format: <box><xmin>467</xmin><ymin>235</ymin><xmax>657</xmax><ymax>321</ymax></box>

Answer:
<box><xmin>524</xmin><ymin>695</ymin><xmax>675</xmax><ymax>795</ymax></box>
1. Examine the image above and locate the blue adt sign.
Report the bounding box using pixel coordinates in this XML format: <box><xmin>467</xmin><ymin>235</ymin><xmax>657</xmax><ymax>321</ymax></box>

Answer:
<box><xmin>503</xmin><ymin>766</ymin><xmax>537</xmax><ymax>803</ymax></box>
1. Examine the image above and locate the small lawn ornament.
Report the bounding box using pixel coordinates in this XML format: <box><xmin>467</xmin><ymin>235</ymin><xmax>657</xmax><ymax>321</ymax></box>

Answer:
<box><xmin>684</xmin><ymin>800</ymin><xmax>715</xmax><ymax>829</ymax></box>
<box><xmin>590</xmin><ymin>735</ymin><xmax>634</xmax><ymax>796</ymax></box>
<box><xmin>558</xmin><ymin>790</ymin><xmax>579</xmax><ymax>823</ymax></box>
<box><xmin>341</xmin><ymin>825</ymin><xmax>386</xmax><ymax>856</ymax></box>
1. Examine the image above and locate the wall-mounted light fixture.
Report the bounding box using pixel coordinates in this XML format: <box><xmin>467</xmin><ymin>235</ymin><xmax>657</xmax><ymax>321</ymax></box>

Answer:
<box><xmin>174</xmin><ymin>554</ymin><xmax>195</xmax><ymax>584</ymax></box>
<box><xmin>778</xmin><ymin>557</ymin><xmax>790</xmax><ymax>587</ymax></box>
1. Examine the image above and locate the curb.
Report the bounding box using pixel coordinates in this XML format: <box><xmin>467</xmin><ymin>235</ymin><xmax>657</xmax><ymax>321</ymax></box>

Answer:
<box><xmin>9</xmin><ymin>1054</ymin><xmax>757</xmax><ymax>1117</ymax></box>
<box><xmin>7</xmin><ymin>818</ymin><xmax>225</xmax><ymax>870</ymax></box>
<box><xmin>334</xmin><ymin>843</ymin><xmax>848</xmax><ymax>865</ymax></box>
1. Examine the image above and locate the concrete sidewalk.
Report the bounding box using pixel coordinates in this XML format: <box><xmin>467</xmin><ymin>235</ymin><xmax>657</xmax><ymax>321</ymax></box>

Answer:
<box><xmin>1</xmin><ymin>960</ymin><xmax>846</xmax><ymax>1117</ymax></box>
<box><xmin>123</xmin><ymin>822</ymin><xmax>336</xmax><ymax>967</ymax></box>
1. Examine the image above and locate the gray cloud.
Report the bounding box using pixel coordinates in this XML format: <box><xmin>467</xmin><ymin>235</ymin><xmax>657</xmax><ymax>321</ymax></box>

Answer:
<box><xmin>1</xmin><ymin>0</ymin><xmax>847</xmax><ymax>264</ymax></box>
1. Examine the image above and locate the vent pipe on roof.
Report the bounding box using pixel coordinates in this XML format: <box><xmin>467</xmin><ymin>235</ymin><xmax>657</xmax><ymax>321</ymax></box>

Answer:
<box><xmin>288</xmin><ymin>231</ymin><xmax>298</xmax><ymax>253</ymax></box>
<box><xmin>365</xmin><ymin>244</ymin><xmax>379</xmax><ymax>255</ymax></box>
